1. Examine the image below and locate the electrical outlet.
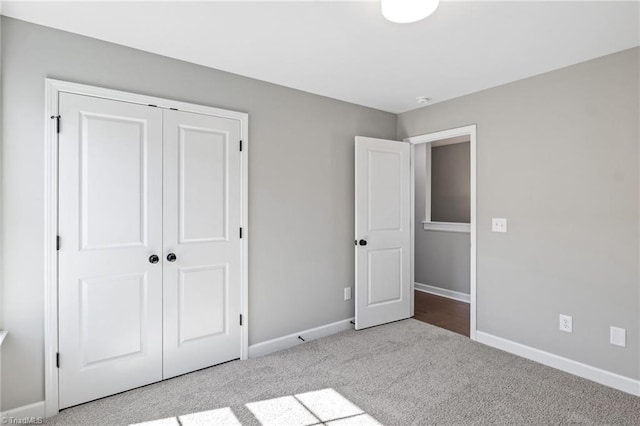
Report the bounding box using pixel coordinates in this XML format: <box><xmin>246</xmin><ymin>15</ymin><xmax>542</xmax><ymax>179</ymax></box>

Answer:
<box><xmin>559</xmin><ymin>314</ymin><xmax>572</xmax><ymax>333</ymax></box>
<box><xmin>344</xmin><ymin>287</ymin><xmax>352</xmax><ymax>301</ymax></box>
<box><xmin>610</xmin><ymin>327</ymin><xmax>626</xmax><ymax>347</ymax></box>
<box><xmin>492</xmin><ymin>218</ymin><xmax>507</xmax><ymax>233</ymax></box>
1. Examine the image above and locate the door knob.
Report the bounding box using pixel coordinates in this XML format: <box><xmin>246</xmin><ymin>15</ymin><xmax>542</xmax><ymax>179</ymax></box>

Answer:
<box><xmin>358</xmin><ymin>239</ymin><xmax>368</xmax><ymax>246</ymax></box>
<box><xmin>166</xmin><ymin>253</ymin><xmax>177</xmax><ymax>262</ymax></box>
<box><xmin>149</xmin><ymin>254</ymin><xmax>159</xmax><ymax>264</ymax></box>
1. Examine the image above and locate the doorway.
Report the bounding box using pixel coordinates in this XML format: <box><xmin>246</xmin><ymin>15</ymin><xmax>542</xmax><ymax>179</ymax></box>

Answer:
<box><xmin>407</xmin><ymin>125</ymin><xmax>477</xmax><ymax>339</ymax></box>
<box><xmin>354</xmin><ymin>125</ymin><xmax>476</xmax><ymax>339</ymax></box>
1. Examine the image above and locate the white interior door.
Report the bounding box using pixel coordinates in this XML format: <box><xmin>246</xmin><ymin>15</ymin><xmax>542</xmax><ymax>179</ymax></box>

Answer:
<box><xmin>355</xmin><ymin>136</ymin><xmax>411</xmax><ymax>330</ymax></box>
<box><xmin>162</xmin><ymin>110</ymin><xmax>242</xmax><ymax>378</ymax></box>
<box><xmin>58</xmin><ymin>93</ymin><xmax>163</xmax><ymax>408</ymax></box>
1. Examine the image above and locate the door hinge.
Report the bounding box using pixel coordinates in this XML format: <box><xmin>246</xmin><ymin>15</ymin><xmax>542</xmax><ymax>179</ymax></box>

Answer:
<box><xmin>148</xmin><ymin>104</ymin><xmax>158</xmax><ymax>108</ymax></box>
<box><xmin>239</xmin><ymin>314</ymin><xmax>243</xmax><ymax>326</ymax></box>
<box><xmin>56</xmin><ymin>236</ymin><xmax>60</xmax><ymax>251</ymax></box>
<box><xmin>239</xmin><ymin>228</ymin><xmax>243</xmax><ymax>239</ymax></box>
<box><xmin>51</xmin><ymin>115</ymin><xmax>61</xmax><ymax>134</ymax></box>
<box><xmin>56</xmin><ymin>352</ymin><xmax>60</xmax><ymax>368</ymax></box>
<box><xmin>239</xmin><ymin>140</ymin><xmax>243</xmax><ymax>152</ymax></box>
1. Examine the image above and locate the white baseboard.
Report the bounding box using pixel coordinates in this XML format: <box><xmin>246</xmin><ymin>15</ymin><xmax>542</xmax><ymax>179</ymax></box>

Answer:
<box><xmin>415</xmin><ymin>282</ymin><xmax>470</xmax><ymax>303</ymax></box>
<box><xmin>1</xmin><ymin>401</ymin><xmax>46</xmax><ymax>422</ymax></box>
<box><xmin>476</xmin><ymin>331</ymin><xmax>640</xmax><ymax>396</ymax></box>
<box><xmin>249</xmin><ymin>318</ymin><xmax>355</xmax><ymax>358</ymax></box>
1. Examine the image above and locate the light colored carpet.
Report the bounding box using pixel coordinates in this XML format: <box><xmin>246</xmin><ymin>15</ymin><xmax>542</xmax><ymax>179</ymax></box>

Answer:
<box><xmin>45</xmin><ymin>319</ymin><xmax>640</xmax><ymax>425</ymax></box>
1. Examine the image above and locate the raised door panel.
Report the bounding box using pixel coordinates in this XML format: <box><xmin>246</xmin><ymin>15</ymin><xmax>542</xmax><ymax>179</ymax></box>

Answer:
<box><xmin>80</xmin><ymin>113</ymin><xmax>148</xmax><ymax>249</ymax></box>
<box><xmin>163</xmin><ymin>109</ymin><xmax>241</xmax><ymax>379</ymax></box>
<box><xmin>367</xmin><ymin>248</ymin><xmax>402</xmax><ymax>306</ymax></box>
<box><xmin>179</xmin><ymin>126</ymin><xmax>228</xmax><ymax>243</ymax></box>
<box><xmin>178</xmin><ymin>265</ymin><xmax>227</xmax><ymax>344</ymax></box>
<box><xmin>80</xmin><ymin>273</ymin><xmax>147</xmax><ymax>366</ymax></box>
<box><xmin>58</xmin><ymin>93</ymin><xmax>163</xmax><ymax>409</ymax></box>
<box><xmin>368</xmin><ymin>150</ymin><xmax>402</xmax><ymax>232</ymax></box>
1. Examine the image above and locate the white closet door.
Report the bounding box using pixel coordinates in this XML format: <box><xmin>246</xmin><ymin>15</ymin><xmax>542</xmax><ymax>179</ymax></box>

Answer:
<box><xmin>58</xmin><ymin>93</ymin><xmax>163</xmax><ymax>408</ymax></box>
<box><xmin>162</xmin><ymin>109</ymin><xmax>242</xmax><ymax>379</ymax></box>
<box><xmin>354</xmin><ymin>136</ymin><xmax>411</xmax><ymax>330</ymax></box>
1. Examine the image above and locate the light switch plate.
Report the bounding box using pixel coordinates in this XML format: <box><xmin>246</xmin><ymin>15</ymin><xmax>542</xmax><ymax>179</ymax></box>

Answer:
<box><xmin>610</xmin><ymin>326</ymin><xmax>626</xmax><ymax>347</ymax></box>
<box><xmin>492</xmin><ymin>218</ymin><xmax>507</xmax><ymax>233</ymax></box>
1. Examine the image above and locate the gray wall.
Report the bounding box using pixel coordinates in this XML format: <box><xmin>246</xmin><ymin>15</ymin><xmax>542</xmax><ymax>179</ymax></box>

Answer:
<box><xmin>431</xmin><ymin>142</ymin><xmax>470</xmax><ymax>223</ymax></box>
<box><xmin>414</xmin><ymin>143</ymin><xmax>471</xmax><ymax>294</ymax></box>
<box><xmin>400</xmin><ymin>47</ymin><xmax>640</xmax><ymax>380</ymax></box>
<box><xmin>0</xmin><ymin>17</ymin><xmax>397</xmax><ymax>411</ymax></box>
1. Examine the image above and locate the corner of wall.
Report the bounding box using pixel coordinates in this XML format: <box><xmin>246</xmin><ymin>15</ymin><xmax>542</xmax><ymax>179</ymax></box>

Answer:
<box><xmin>395</xmin><ymin>111</ymin><xmax>403</xmax><ymax>141</ymax></box>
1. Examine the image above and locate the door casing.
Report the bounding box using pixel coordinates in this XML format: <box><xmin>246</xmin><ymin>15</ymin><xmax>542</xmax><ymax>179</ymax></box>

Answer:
<box><xmin>43</xmin><ymin>79</ymin><xmax>249</xmax><ymax>417</ymax></box>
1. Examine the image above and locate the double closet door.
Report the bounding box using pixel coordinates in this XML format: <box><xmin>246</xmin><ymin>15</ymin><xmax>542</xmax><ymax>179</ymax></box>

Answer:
<box><xmin>57</xmin><ymin>93</ymin><xmax>242</xmax><ymax>409</ymax></box>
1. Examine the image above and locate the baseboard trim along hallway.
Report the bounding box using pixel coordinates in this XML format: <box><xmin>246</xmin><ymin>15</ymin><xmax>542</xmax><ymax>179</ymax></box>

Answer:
<box><xmin>476</xmin><ymin>331</ymin><xmax>640</xmax><ymax>396</ymax></box>
<box><xmin>415</xmin><ymin>282</ymin><xmax>470</xmax><ymax>303</ymax></box>
<box><xmin>248</xmin><ymin>318</ymin><xmax>355</xmax><ymax>358</ymax></box>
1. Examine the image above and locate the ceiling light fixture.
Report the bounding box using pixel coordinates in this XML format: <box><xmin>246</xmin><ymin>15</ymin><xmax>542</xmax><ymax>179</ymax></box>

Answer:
<box><xmin>416</xmin><ymin>96</ymin><xmax>431</xmax><ymax>104</ymax></box>
<box><xmin>381</xmin><ymin>0</ymin><xmax>440</xmax><ymax>24</ymax></box>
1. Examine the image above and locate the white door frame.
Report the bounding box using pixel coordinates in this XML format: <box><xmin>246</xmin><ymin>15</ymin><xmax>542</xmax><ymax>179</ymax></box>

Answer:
<box><xmin>43</xmin><ymin>78</ymin><xmax>249</xmax><ymax>417</ymax></box>
<box><xmin>404</xmin><ymin>125</ymin><xmax>477</xmax><ymax>340</ymax></box>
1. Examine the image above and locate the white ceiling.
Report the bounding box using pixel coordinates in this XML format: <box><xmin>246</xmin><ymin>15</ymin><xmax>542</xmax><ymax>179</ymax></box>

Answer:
<box><xmin>3</xmin><ymin>1</ymin><xmax>639</xmax><ymax>113</ymax></box>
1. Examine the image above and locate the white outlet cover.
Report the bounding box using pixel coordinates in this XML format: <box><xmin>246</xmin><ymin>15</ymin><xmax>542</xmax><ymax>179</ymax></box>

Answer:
<box><xmin>610</xmin><ymin>326</ymin><xmax>626</xmax><ymax>347</ymax></box>
<box><xmin>559</xmin><ymin>314</ymin><xmax>572</xmax><ymax>333</ymax></box>
<box><xmin>492</xmin><ymin>218</ymin><xmax>507</xmax><ymax>233</ymax></box>
<box><xmin>344</xmin><ymin>287</ymin><xmax>352</xmax><ymax>301</ymax></box>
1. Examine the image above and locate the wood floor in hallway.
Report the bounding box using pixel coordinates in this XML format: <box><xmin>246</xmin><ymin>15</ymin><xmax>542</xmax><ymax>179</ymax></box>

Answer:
<box><xmin>413</xmin><ymin>290</ymin><xmax>470</xmax><ymax>337</ymax></box>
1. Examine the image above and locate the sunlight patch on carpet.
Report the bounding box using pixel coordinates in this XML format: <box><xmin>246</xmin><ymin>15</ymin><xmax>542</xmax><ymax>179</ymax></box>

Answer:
<box><xmin>130</xmin><ymin>388</ymin><xmax>381</xmax><ymax>426</ymax></box>
<box><xmin>180</xmin><ymin>407</ymin><xmax>242</xmax><ymax>425</ymax></box>
<box><xmin>246</xmin><ymin>395</ymin><xmax>320</xmax><ymax>426</ymax></box>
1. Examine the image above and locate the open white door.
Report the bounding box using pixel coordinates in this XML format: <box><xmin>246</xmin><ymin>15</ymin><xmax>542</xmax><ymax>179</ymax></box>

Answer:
<box><xmin>355</xmin><ymin>136</ymin><xmax>411</xmax><ymax>330</ymax></box>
